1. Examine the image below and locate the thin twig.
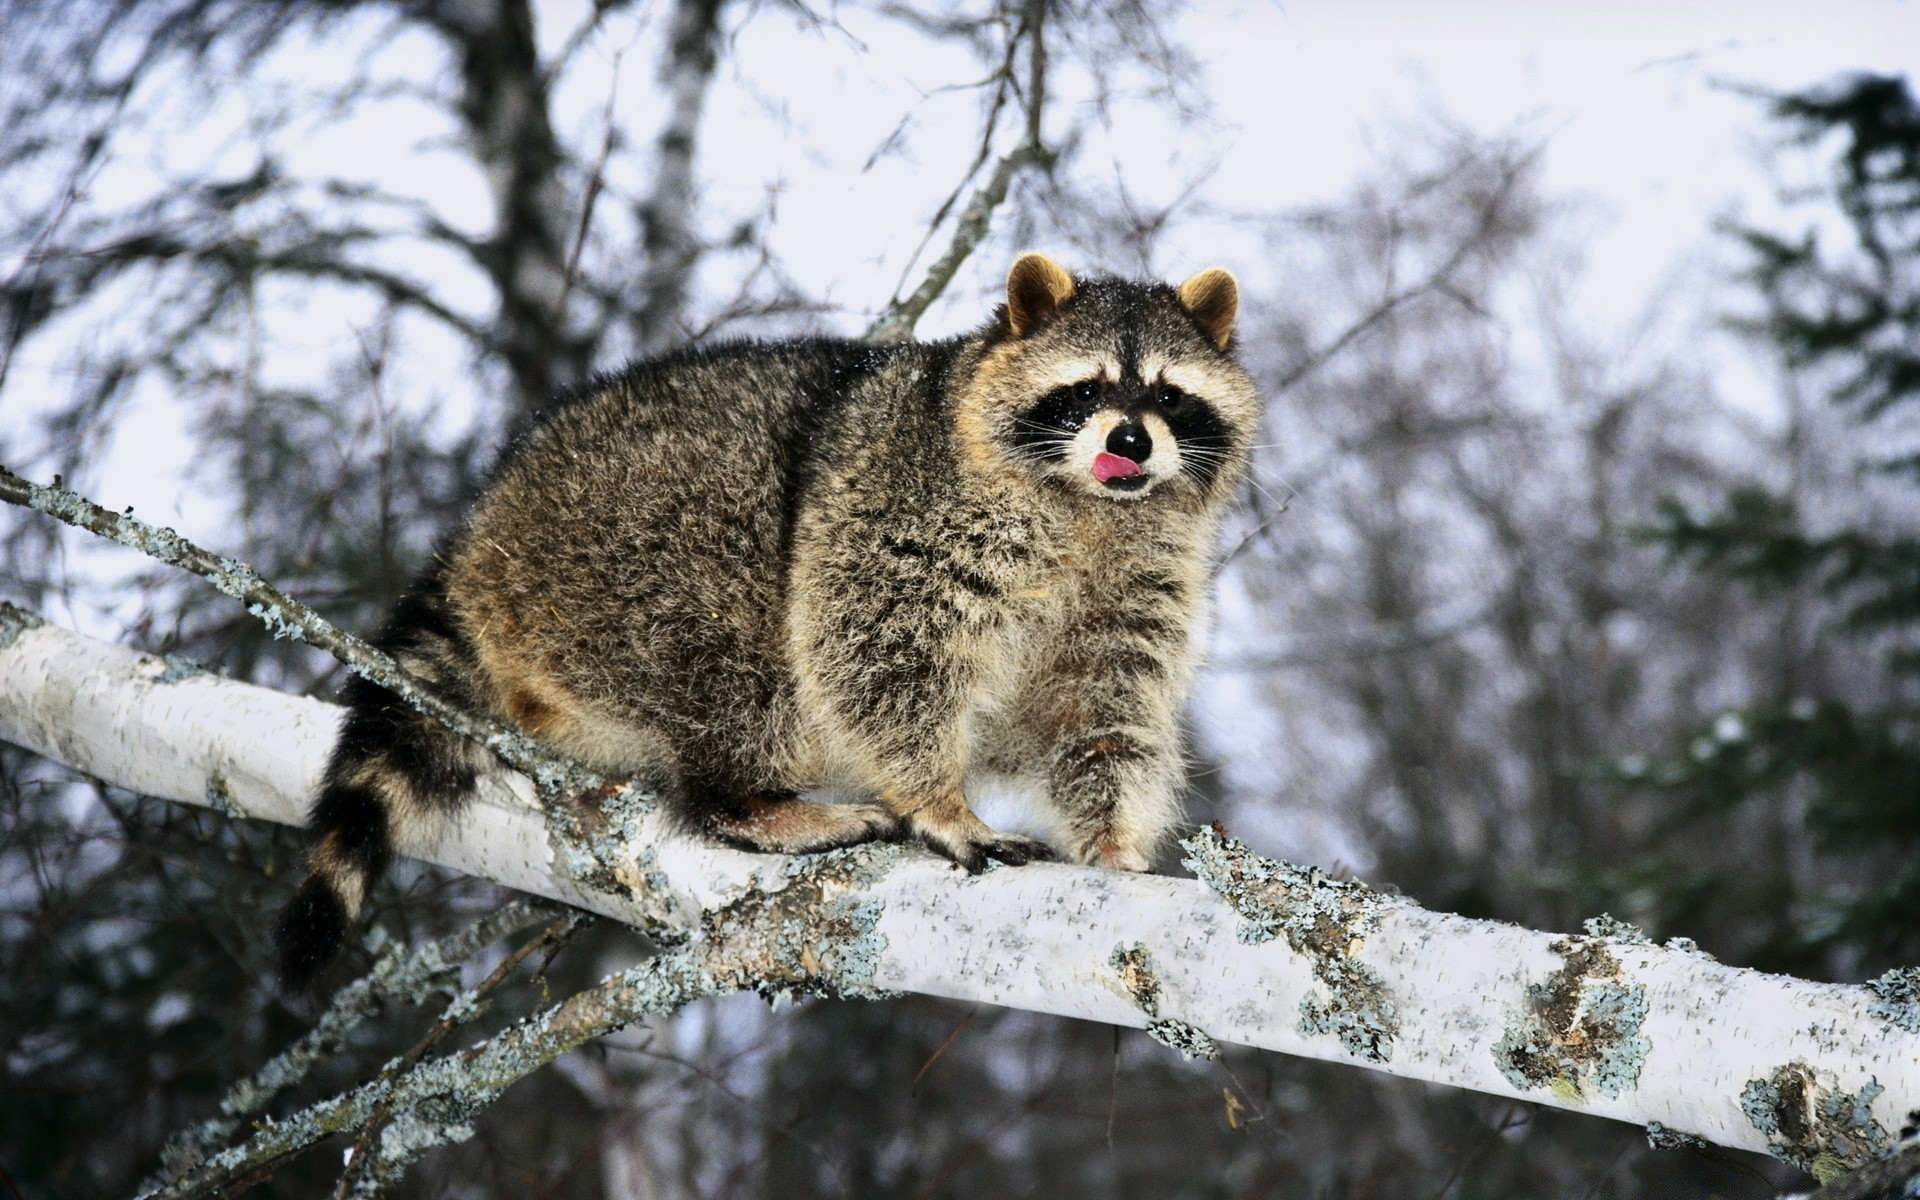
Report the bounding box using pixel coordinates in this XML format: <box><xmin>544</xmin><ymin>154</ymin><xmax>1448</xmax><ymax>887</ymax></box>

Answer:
<box><xmin>910</xmin><ymin>1009</ymin><xmax>975</xmax><ymax>1096</ymax></box>
<box><xmin>865</xmin><ymin>0</ymin><xmax>1052</xmax><ymax>343</ymax></box>
<box><xmin>334</xmin><ymin>910</ymin><xmax>595</xmax><ymax>1198</ymax></box>
<box><xmin>879</xmin><ymin>10</ymin><xmax>1027</xmax><ymax>306</ymax></box>
<box><xmin>1269</xmin><ymin>152</ymin><xmax>1538</xmax><ymax>396</ymax></box>
<box><xmin>151</xmin><ymin>899</ymin><xmax>562</xmax><ymax>1187</ymax></box>
<box><xmin>555</xmin><ymin>50</ymin><xmax>624</xmax><ymax>327</ymax></box>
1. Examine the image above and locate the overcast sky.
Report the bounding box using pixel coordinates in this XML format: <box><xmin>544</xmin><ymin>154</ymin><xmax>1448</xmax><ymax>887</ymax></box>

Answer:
<box><xmin>579</xmin><ymin>0</ymin><xmax>1920</xmax><ymax>424</ymax></box>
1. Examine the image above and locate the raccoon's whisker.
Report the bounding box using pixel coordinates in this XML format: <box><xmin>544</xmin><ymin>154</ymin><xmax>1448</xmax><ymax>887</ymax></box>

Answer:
<box><xmin>1175</xmin><ymin>439</ymin><xmax>1236</xmax><ymax>458</ymax></box>
<box><xmin>1012</xmin><ymin>419</ymin><xmax>1076</xmax><ymax>437</ymax></box>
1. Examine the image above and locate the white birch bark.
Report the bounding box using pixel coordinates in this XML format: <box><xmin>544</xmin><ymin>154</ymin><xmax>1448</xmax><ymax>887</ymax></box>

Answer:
<box><xmin>3</xmin><ymin>609</ymin><xmax>1917</xmax><ymax>1180</ymax></box>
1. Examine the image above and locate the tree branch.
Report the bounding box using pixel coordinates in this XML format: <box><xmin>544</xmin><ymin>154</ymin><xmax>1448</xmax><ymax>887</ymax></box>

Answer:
<box><xmin>137</xmin><ymin>844</ymin><xmax>898</xmax><ymax>1200</ymax></box>
<box><xmin>0</xmin><ymin>464</ymin><xmax>604</xmax><ymax>797</ymax></box>
<box><xmin>865</xmin><ymin>0</ymin><xmax>1052</xmax><ymax>343</ymax></box>
<box><xmin>332</xmin><ymin>909</ymin><xmax>595</xmax><ymax>1197</ymax></box>
<box><xmin>149</xmin><ymin>898</ymin><xmax>563</xmax><ymax>1189</ymax></box>
<box><xmin>4</xmin><ymin>602</ymin><xmax>1917</xmax><ymax>1181</ymax></box>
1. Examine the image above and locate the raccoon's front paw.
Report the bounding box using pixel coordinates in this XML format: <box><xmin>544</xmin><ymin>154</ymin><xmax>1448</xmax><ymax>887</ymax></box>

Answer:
<box><xmin>908</xmin><ymin>810</ymin><xmax>1057</xmax><ymax>874</ymax></box>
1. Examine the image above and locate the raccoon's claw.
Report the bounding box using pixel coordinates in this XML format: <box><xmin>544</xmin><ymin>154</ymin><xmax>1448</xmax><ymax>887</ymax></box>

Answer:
<box><xmin>938</xmin><ymin>832</ymin><xmax>1057</xmax><ymax>874</ymax></box>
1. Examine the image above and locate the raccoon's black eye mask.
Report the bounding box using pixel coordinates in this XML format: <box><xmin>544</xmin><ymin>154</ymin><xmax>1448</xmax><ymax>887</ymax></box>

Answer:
<box><xmin>1009</xmin><ymin>377</ymin><xmax>1235</xmax><ymax>489</ymax></box>
<box><xmin>1009</xmin><ymin>379</ymin><xmax>1103</xmax><ymax>459</ymax></box>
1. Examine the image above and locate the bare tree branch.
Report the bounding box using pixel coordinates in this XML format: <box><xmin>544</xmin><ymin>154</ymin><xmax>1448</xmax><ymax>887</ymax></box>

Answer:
<box><xmin>0</xmin><ymin>464</ymin><xmax>606</xmax><ymax>797</ymax></box>
<box><xmin>149</xmin><ymin>898</ymin><xmax>563</xmax><ymax>1188</ymax></box>
<box><xmin>4</xmin><ymin>605</ymin><xmax>1917</xmax><ymax>1187</ymax></box>
<box><xmin>137</xmin><ymin>845</ymin><xmax>898</xmax><ymax>1200</ymax></box>
<box><xmin>332</xmin><ymin>909</ymin><xmax>595</xmax><ymax>1197</ymax></box>
<box><xmin>866</xmin><ymin>0</ymin><xmax>1052</xmax><ymax>343</ymax></box>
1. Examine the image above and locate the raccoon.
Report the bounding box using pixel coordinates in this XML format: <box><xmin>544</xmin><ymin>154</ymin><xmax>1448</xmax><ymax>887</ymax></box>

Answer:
<box><xmin>274</xmin><ymin>253</ymin><xmax>1256</xmax><ymax>986</ymax></box>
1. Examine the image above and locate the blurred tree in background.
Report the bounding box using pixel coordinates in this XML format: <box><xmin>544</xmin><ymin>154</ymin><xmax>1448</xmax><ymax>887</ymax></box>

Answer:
<box><xmin>1615</xmin><ymin>72</ymin><xmax>1920</xmax><ymax>978</ymax></box>
<box><xmin>0</xmin><ymin>0</ymin><xmax>1908</xmax><ymax>1194</ymax></box>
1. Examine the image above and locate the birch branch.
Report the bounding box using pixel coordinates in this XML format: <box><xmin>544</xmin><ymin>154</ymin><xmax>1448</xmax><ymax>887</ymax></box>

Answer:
<box><xmin>5</xmin><ymin>606</ymin><xmax>1919</xmax><ymax>1184</ymax></box>
<box><xmin>0</xmin><ymin>462</ymin><xmax>684</xmax><ymax>929</ymax></box>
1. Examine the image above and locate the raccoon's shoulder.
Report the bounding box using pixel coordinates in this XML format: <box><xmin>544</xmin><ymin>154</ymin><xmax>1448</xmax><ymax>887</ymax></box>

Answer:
<box><xmin>498</xmin><ymin>336</ymin><xmax>971</xmax><ymax>478</ymax></box>
<box><xmin>492</xmin><ymin>339</ymin><xmax>922</xmax><ymax>468</ymax></box>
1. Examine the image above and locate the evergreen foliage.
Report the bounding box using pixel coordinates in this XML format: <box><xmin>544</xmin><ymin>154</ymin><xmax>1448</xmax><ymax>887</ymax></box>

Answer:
<box><xmin>1627</xmin><ymin>72</ymin><xmax>1920</xmax><ymax>974</ymax></box>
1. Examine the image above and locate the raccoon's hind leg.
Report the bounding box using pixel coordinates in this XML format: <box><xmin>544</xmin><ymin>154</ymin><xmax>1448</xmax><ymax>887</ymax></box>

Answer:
<box><xmin>697</xmin><ymin>784</ymin><xmax>902</xmax><ymax>856</ymax></box>
<box><xmin>273</xmin><ymin>593</ymin><xmax>491</xmax><ymax>988</ymax></box>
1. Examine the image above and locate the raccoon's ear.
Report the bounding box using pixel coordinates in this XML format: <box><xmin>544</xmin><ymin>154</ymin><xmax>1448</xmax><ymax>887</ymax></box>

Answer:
<box><xmin>1178</xmin><ymin>266</ymin><xmax>1239</xmax><ymax>350</ymax></box>
<box><xmin>1005</xmin><ymin>252</ymin><xmax>1075</xmax><ymax>337</ymax></box>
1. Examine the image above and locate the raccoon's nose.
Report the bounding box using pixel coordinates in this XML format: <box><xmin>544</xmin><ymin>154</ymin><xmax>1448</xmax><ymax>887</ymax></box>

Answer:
<box><xmin>1105</xmin><ymin>420</ymin><xmax>1153</xmax><ymax>463</ymax></box>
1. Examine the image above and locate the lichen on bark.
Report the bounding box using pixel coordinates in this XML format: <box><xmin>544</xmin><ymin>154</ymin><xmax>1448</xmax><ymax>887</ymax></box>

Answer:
<box><xmin>1110</xmin><ymin>942</ymin><xmax>1218</xmax><ymax>1061</ymax></box>
<box><xmin>1180</xmin><ymin>827</ymin><xmax>1402</xmax><ymax>1062</ymax></box>
<box><xmin>545</xmin><ymin>778</ymin><xmax>683</xmax><ymax>933</ymax></box>
<box><xmin>703</xmin><ymin>842</ymin><xmax>901</xmax><ymax>1003</ymax></box>
<box><xmin>1740</xmin><ymin>1061</ymin><xmax>1892</xmax><ymax>1182</ymax></box>
<box><xmin>1866</xmin><ymin>967</ymin><xmax>1920</xmax><ymax>1034</ymax></box>
<box><xmin>1645</xmin><ymin>1121</ymin><xmax>1710</xmax><ymax>1151</ymax></box>
<box><xmin>1493</xmin><ymin>935</ymin><xmax>1650</xmax><ymax>1103</ymax></box>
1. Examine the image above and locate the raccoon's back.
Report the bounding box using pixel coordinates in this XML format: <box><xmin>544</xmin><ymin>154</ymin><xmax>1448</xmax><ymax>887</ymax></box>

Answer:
<box><xmin>443</xmin><ymin>339</ymin><xmax>904</xmax><ymax>734</ymax></box>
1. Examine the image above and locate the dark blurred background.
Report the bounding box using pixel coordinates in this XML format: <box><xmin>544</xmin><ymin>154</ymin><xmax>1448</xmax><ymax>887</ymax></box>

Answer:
<box><xmin>2</xmin><ymin>2</ymin><xmax>1916</xmax><ymax>1196</ymax></box>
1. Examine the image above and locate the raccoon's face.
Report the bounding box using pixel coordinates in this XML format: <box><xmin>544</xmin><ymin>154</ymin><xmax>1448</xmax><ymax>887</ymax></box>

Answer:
<box><xmin>961</xmin><ymin>254</ymin><xmax>1258</xmax><ymax>505</ymax></box>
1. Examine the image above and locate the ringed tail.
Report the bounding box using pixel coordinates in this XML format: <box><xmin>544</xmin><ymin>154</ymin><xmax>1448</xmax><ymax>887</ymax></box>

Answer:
<box><xmin>272</xmin><ymin>580</ymin><xmax>488</xmax><ymax>987</ymax></box>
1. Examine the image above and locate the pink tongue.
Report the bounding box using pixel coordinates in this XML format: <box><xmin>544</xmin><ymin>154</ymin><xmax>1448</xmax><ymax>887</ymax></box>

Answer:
<box><xmin>1093</xmin><ymin>451</ymin><xmax>1143</xmax><ymax>482</ymax></box>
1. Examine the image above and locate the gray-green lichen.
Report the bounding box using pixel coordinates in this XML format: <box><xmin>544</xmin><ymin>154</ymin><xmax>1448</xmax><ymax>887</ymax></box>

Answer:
<box><xmin>1645</xmin><ymin>1121</ymin><xmax>1709</xmax><ymax>1151</ymax></box>
<box><xmin>1493</xmin><ymin>936</ymin><xmax>1651</xmax><ymax>1103</ymax></box>
<box><xmin>0</xmin><ymin>601</ymin><xmax>43</xmax><ymax>650</ymax></box>
<box><xmin>1181</xmin><ymin>827</ymin><xmax>1403</xmax><ymax>1063</ymax></box>
<box><xmin>1583</xmin><ymin>914</ymin><xmax>1651</xmax><ymax>944</ymax></box>
<box><xmin>1147</xmin><ymin>1019</ymin><xmax>1220</xmax><ymax>1061</ymax></box>
<box><xmin>1662</xmin><ymin>936</ymin><xmax>1715</xmax><ymax>959</ymax></box>
<box><xmin>1109</xmin><ymin>943</ymin><xmax>1218</xmax><ymax>1061</ymax></box>
<box><xmin>1867</xmin><ymin>967</ymin><xmax>1920</xmax><ymax>1033</ymax></box>
<box><xmin>151</xmin><ymin>900</ymin><xmax>553</xmax><ymax>1188</ymax></box>
<box><xmin>156</xmin><ymin>652</ymin><xmax>206</xmax><ymax>683</ymax></box>
<box><xmin>147</xmin><ymin>845</ymin><xmax>899</xmax><ymax>1199</ymax></box>
<box><xmin>1740</xmin><ymin>1061</ymin><xmax>1891</xmax><ymax>1182</ymax></box>
<box><xmin>701</xmin><ymin>842</ymin><xmax>901</xmax><ymax>1004</ymax></box>
<box><xmin>203</xmin><ymin>774</ymin><xmax>246</xmax><ymax>820</ymax></box>
<box><xmin>547</xmin><ymin>780</ymin><xmax>678</xmax><ymax>931</ymax></box>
